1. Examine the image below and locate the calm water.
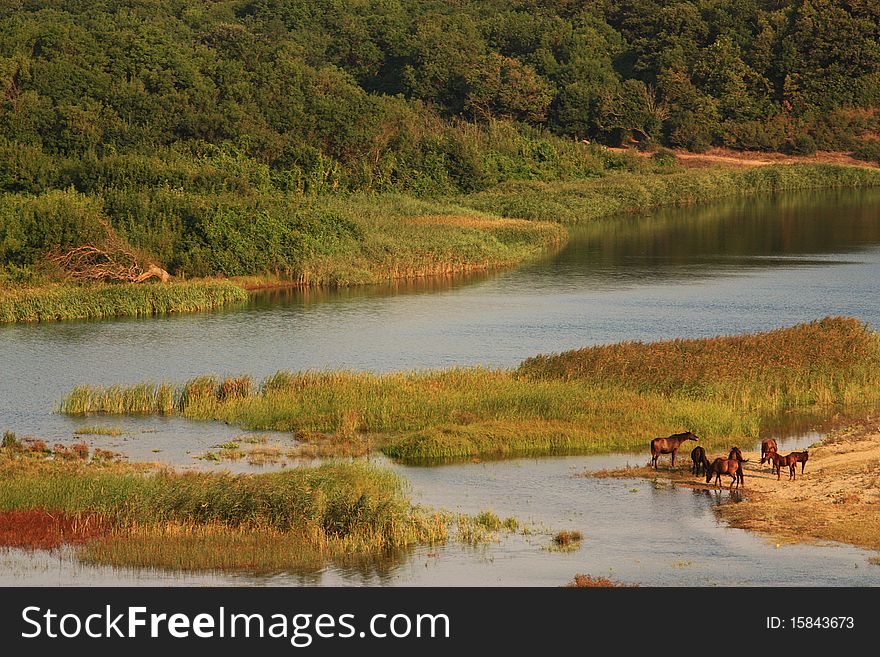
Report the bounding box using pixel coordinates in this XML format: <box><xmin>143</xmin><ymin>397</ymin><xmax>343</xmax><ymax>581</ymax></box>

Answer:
<box><xmin>2</xmin><ymin>189</ymin><xmax>880</xmax><ymax>585</ymax></box>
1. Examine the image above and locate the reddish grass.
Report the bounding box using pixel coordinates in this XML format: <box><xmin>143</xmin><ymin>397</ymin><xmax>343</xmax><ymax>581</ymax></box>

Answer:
<box><xmin>25</xmin><ymin>439</ymin><xmax>49</xmax><ymax>453</ymax></box>
<box><xmin>0</xmin><ymin>510</ymin><xmax>112</xmax><ymax>549</ymax></box>
<box><xmin>93</xmin><ymin>447</ymin><xmax>122</xmax><ymax>461</ymax></box>
<box><xmin>566</xmin><ymin>574</ymin><xmax>635</xmax><ymax>588</ymax></box>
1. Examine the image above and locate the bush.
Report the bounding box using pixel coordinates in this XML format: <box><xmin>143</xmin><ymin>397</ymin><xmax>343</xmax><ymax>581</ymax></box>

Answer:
<box><xmin>651</xmin><ymin>149</ymin><xmax>678</xmax><ymax>169</ymax></box>
<box><xmin>787</xmin><ymin>134</ymin><xmax>818</xmax><ymax>156</ymax></box>
<box><xmin>853</xmin><ymin>141</ymin><xmax>880</xmax><ymax>165</ymax></box>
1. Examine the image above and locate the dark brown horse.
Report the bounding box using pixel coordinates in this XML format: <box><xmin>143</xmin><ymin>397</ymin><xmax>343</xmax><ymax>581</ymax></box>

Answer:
<box><xmin>650</xmin><ymin>431</ymin><xmax>699</xmax><ymax>469</ymax></box>
<box><xmin>760</xmin><ymin>438</ymin><xmax>778</xmax><ymax>469</ymax></box>
<box><xmin>705</xmin><ymin>457</ymin><xmax>743</xmax><ymax>489</ymax></box>
<box><xmin>791</xmin><ymin>450</ymin><xmax>809</xmax><ymax>474</ymax></box>
<box><xmin>768</xmin><ymin>451</ymin><xmax>799</xmax><ymax>480</ymax></box>
<box><xmin>691</xmin><ymin>446</ymin><xmax>709</xmax><ymax>475</ymax></box>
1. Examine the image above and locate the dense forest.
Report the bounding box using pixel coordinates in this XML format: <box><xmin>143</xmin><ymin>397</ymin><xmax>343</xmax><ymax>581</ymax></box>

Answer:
<box><xmin>1</xmin><ymin>0</ymin><xmax>879</xmax><ymax>279</ymax></box>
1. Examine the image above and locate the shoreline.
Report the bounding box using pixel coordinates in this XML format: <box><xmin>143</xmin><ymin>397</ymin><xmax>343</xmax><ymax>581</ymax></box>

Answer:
<box><xmin>4</xmin><ymin>161</ymin><xmax>880</xmax><ymax>324</ymax></box>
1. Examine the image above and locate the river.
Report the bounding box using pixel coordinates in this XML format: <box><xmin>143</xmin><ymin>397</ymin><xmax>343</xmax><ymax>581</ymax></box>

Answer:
<box><xmin>2</xmin><ymin>189</ymin><xmax>880</xmax><ymax>585</ymax></box>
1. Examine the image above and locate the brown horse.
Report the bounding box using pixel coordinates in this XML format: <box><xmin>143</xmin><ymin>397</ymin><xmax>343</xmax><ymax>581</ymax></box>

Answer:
<box><xmin>791</xmin><ymin>450</ymin><xmax>809</xmax><ymax>474</ymax></box>
<box><xmin>768</xmin><ymin>451</ymin><xmax>799</xmax><ymax>480</ymax></box>
<box><xmin>727</xmin><ymin>446</ymin><xmax>748</xmax><ymax>487</ymax></box>
<box><xmin>760</xmin><ymin>438</ymin><xmax>778</xmax><ymax>469</ymax></box>
<box><xmin>691</xmin><ymin>446</ymin><xmax>710</xmax><ymax>475</ymax></box>
<box><xmin>705</xmin><ymin>457</ymin><xmax>743</xmax><ymax>489</ymax></box>
<box><xmin>650</xmin><ymin>431</ymin><xmax>699</xmax><ymax>469</ymax></box>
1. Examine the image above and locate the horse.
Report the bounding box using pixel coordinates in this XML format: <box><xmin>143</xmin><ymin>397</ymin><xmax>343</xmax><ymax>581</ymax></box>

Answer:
<box><xmin>727</xmin><ymin>446</ymin><xmax>748</xmax><ymax>487</ymax></box>
<box><xmin>791</xmin><ymin>450</ymin><xmax>809</xmax><ymax>474</ymax></box>
<box><xmin>760</xmin><ymin>438</ymin><xmax>778</xmax><ymax>469</ymax></box>
<box><xmin>650</xmin><ymin>431</ymin><xmax>700</xmax><ymax>469</ymax></box>
<box><xmin>705</xmin><ymin>457</ymin><xmax>743</xmax><ymax>489</ymax></box>
<box><xmin>691</xmin><ymin>446</ymin><xmax>709</xmax><ymax>475</ymax></box>
<box><xmin>768</xmin><ymin>452</ymin><xmax>799</xmax><ymax>480</ymax></box>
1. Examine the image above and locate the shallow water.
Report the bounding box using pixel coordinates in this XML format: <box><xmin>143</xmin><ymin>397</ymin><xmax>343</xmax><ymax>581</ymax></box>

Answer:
<box><xmin>2</xmin><ymin>189</ymin><xmax>880</xmax><ymax>585</ymax></box>
<box><xmin>4</xmin><ymin>432</ymin><xmax>878</xmax><ymax>587</ymax></box>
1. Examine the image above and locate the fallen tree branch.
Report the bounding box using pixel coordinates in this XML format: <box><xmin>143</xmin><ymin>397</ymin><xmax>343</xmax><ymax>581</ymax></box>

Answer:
<box><xmin>47</xmin><ymin>218</ymin><xmax>170</xmax><ymax>283</ymax></box>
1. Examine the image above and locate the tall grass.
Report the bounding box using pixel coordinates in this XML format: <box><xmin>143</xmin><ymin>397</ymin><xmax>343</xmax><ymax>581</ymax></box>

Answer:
<box><xmin>0</xmin><ymin>280</ymin><xmax>248</xmax><ymax>323</ymax></box>
<box><xmin>0</xmin><ymin>459</ymin><xmax>412</xmax><ymax>537</ymax></box>
<box><xmin>279</xmin><ymin>194</ymin><xmax>566</xmax><ymax>286</ymax></box>
<box><xmin>461</xmin><ymin>164</ymin><xmax>880</xmax><ymax>225</ymax></box>
<box><xmin>0</xmin><ymin>451</ymin><xmax>503</xmax><ymax>572</ymax></box>
<box><xmin>518</xmin><ymin>316</ymin><xmax>880</xmax><ymax>407</ymax></box>
<box><xmin>59</xmin><ymin>318</ymin><xmax>880</xmax><ymax>461</ymax></box>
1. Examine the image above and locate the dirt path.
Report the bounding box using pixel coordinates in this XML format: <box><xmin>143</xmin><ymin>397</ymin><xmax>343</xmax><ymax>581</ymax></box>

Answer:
<box><xmin>587</xmin><ymin>421</ymin><xmax>880</xmax><ymax>555</ymax></box>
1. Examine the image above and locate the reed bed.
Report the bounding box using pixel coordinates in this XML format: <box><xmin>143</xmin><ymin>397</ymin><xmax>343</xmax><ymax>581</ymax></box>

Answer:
<box><xmin>0</xmin><ymin>280</ymin><xmax>248</xmax><ymax>323</ymax></box>
<box><xmin>0</xmin><ymin>446</ymin><xmax>515</xmax><ymax>572</ymax></box>
<box><xmin>462</xmin><ymin>165</ymin><xmax>880</xmax><ymax>225</ymax></box>
<box><xmin>73</xmin><ymin>426</ymin><xmax>125</xmax><ymax>437</ymax></box>
<box><xmin>518</xmin><ymin>317</ymin><xmax>880</xmax><ymax>404</ymax></box>
<box><xmin>59</xmin><ymin>318</ymin><xmax>880</xmax><ymax>461</ymax></box>
<box><xmin>0</xmin><ymin>448</ymin><xmax>452</xmax><ymax>572</ymax></box>
<box><xmin>566</xmin><ymin>574</ymin><xmax>634</xmax><ymax>588</ymax></box>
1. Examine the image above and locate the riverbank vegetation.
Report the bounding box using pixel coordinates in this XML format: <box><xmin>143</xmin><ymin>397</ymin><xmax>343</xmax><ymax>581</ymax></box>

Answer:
<box><xmin>0</xmin><ymin>444</ymin><xmax>451</xmax><ymax>573</ymax></box>
<box><xmin>0</xmin><ymin>437</ymin><xmax>533</xmax><ymax>572</ymax></box>
<box><xmin>464</xmin><ymin>164</ymin><xmax>880</xmax><ymax>224</ymax></box>
<box><xmin>60</xmin><ymin>317</ymin><xmax>880</xmax><ymax>462</ymax></box>
<box><xmin>0</xmin><ymin>279</ymin><xmax>248</xmax><ymax>323</ymax></box>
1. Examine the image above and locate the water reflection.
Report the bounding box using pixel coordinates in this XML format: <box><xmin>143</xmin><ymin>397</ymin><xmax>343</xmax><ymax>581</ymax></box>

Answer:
<box><xmin>546</xmin><ymin>188</ymin><xmax>880</xmax><ymax>285</ymax></box>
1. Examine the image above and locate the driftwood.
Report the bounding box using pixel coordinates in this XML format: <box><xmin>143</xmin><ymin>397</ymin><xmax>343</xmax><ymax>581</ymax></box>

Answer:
<box><xmin>48</xmin><ymin>218</ymin><xmax>170</xmax><ymax>283</ymax></box>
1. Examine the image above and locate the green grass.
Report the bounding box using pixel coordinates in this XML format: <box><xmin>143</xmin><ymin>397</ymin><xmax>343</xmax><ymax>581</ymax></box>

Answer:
<box><xmin>0</xmin><ymin>280</ymin><xmax>248</xmax><ymax>323</ymax></box>
<box><xmin>460</xmin><ymin>164</ymin><xmax>880</xmax><ymax>225</ymax></box>
<box><xmin>283</xmin><ymin>194</ymin><xmax>566</xmax><ymax>286</ymax></box>
<box><xmin>0</xmin><ymin>457</ymin><xmax>412</xmax><ymax>535</ymax></box>
<box><xmin>0</xmin><ymin>451</ymin><xmax>449</xmax><ymax>570</ymax></box>
<box><xmin>73</xmin><ymin>426</ymin><xmax>125</xmax><ymax>437</ymax></box>
<box><xmin>59</xmin><ymin>318</ymin><xmax>880</xmax><ymax>462</ymax></box>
